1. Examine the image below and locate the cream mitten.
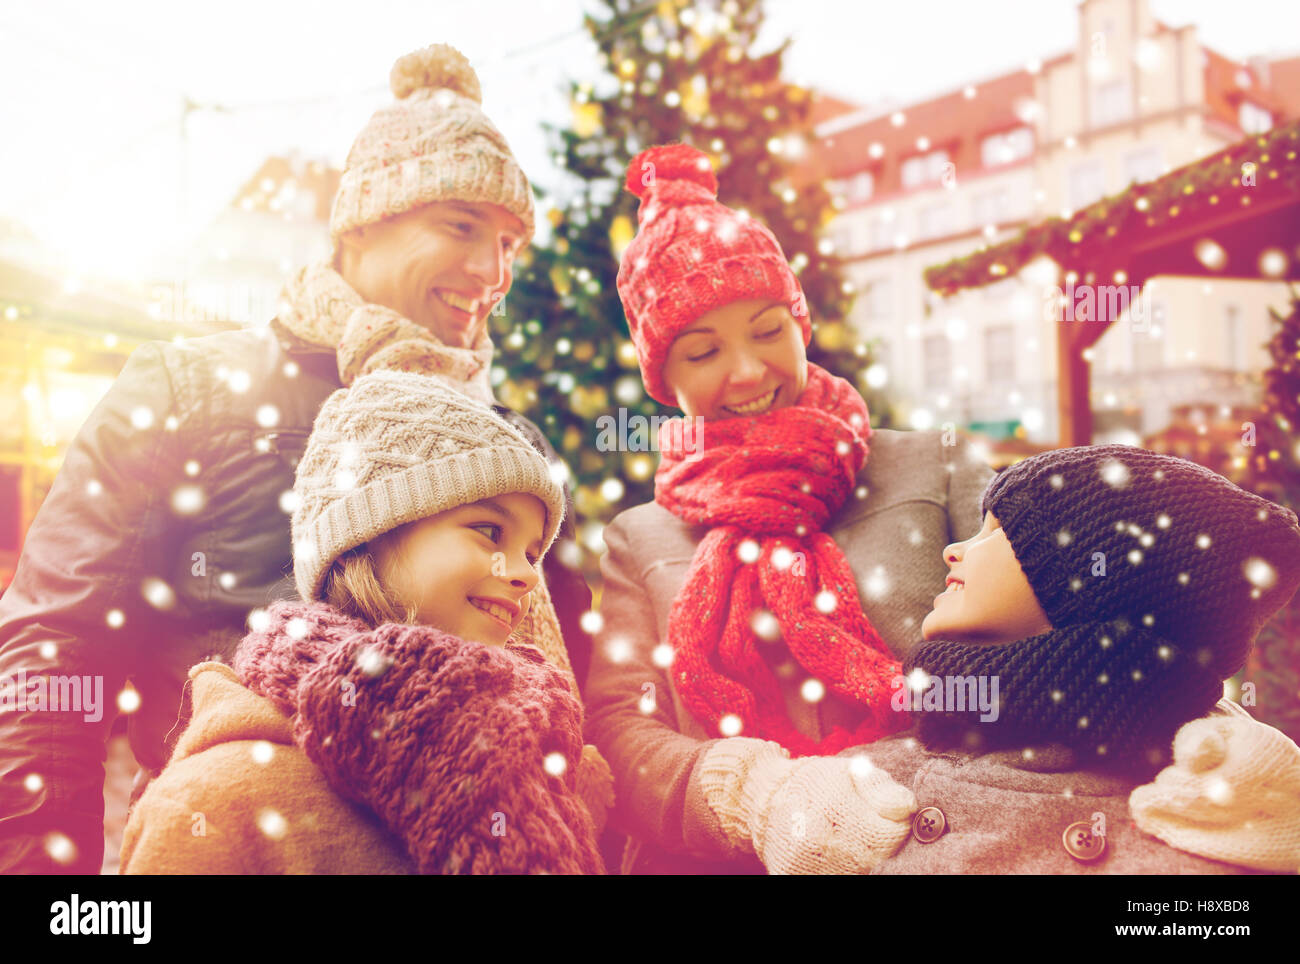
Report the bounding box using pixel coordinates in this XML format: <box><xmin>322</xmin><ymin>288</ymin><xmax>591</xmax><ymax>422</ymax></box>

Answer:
<box><xmin>1130</xmin><ymin>710</ymin><xmax>1300</xmax><ymax>872</ymax></box>
<box><xmin>700</xmin><ymin>737</ymin><xmax>917</xmax><ymax>875</ymax></box>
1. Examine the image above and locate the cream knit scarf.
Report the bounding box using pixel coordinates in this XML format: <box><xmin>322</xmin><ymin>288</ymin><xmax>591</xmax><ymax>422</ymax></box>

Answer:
<box><xmin>278</xmin><ymin>261</ymin><xmax>496</xmax><ymax>403</ymax></box>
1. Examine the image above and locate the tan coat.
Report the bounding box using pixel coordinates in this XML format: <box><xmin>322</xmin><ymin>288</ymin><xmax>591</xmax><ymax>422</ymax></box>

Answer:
<box><xmin>121</xmin><ymin>662</ymin><xmax>413</xmax><ymax>874</ymax></box>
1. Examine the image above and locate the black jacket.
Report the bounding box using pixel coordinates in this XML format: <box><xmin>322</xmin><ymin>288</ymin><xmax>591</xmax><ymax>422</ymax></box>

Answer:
<box><xmin>0</xmin><ymin>320</ymin><xmax>593</xmax><ymax>874</ymax></box>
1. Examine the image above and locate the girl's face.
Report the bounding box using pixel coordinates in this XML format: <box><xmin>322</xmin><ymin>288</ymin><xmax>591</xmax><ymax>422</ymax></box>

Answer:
<box><xmin>921</xmin><ymin>511</ymin><xmax>1054</xmax><ymax>645</ymax></box>
<box><xmin>373</xmin><ymin>493</ymin><xmax>545</xmax><ymax>646</ymax></box>
<box><xmin>661</xmin><ymin>297</ymin><xmax>808</xmax><ymax>420</ymax></box>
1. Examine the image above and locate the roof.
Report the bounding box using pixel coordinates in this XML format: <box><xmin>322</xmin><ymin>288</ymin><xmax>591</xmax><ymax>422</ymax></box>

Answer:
<box><xmin>923</xmin><ymin>119</ymin><xmax>1300</xmax><ymax>294</ymax></box>
<box><xmin>798</xmin><ymin>32</ymin><xmax>1295</xmax><ymax>200</ymax></box>
<box><xmin>796</xmin><ymin>68</ymin><xmax>1038</xmax><ymax>195</ymax></box>
<box><xmin>229</xmin><ymin>155</ymin><xmax>341</xmax><ymax>222</ymax></box>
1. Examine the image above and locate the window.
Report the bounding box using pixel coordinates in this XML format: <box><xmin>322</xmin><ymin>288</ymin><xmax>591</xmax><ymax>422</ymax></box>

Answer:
<box><xmin>972</xmin><ymin>188</ymin><xmax>1011</xmax><ymax>226</ymax></box>
<box><xmin>917</xmin><ymin>202</ymin><xmax>955</xmax><ymax>239</ymax></box>
<box><xmin>901</xmin><ymin>150</ymin><xmax>951</xmax><ymax>188</ymax></box>
<box><xmin>1224</xmin><ymin>304</ymin><xmax>1242</xmax><ymax>369</ymax></box>
<box><xmin>870</xmin><ymin>217</ymin><xmax>896</xmax><ymax>251</ymax></box>
<box><xmin>923</xmin><ymin>334</ymin><xmax>952</xmax><ymax>389</ymax></box>
<box><xmin>984</xmin><ymin>326</ymin><xmax>1015</xmax><ymax>384</ymax></box>
<box><xmin>980</xmin><ymin>127</ymin><xmax>1034</xmax><ymax>168</ymax></box>
<box><xmin>1124</xmin><ymin>146</ymin><xmax>1163</xmax><ymax>185</ymax></box>
<box><xmin>1091</xmin><ymin>79</ymin><xmax>1132</xmax><ymax>126</ymax></box>
<box><xmin>1067</xmin><ymin>160</ymin><xmax>1107</xmax><ymax>210</ymax></box>
<box><xmin>863</xmin><ymin>277</ymin><xmax>893</xmax><ymax>319</ymax></box>
<box><xmin>1239</xmin><ymin>102</ymin><xmax>1272</xmax><ymax>134</ymax></box>
<box><xmin>830</xmin><ymin>171</ymin><xmax>874</xmax><ymax>204</ymax></box>
<box><xmin>1133</xmin><ymin>300</ymin><xmax>1167</xmax><ymax>371</ymax></box>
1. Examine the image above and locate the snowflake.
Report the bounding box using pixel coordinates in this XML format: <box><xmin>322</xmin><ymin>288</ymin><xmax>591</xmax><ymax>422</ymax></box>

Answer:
<box><xmin>1196</xmin><ymin>534</ymin><xmax>1211</xmax><ymax>549</ymax></box>
<box><xmin>256</xmin><ymin>404</ymin><xmax>280</xmax><ymax>428</ymax></box>
<box><xmin>171</xmin><ymin>485</ymin><xmax>205</xmax><ymax>515</ymax></box>
<box><xmin>543</xmin><ymin>752</ymin><xmax>567</xmax><ymax>777</ymax></box>
<box><xmin>651</xmin><ymin>643</ymin><xmax>674</xmax><ymax>668</ymax></box>
<box><xmin>814</xmin><ymin>591</ymin><xmax>837</xmax><ymax>614</ymax></box>
<box><xmin>751</xmin><ymin>610</ymin><xmax>780</xmax><ymax>641</ymax></box>
<box><xmin>250</xmin><ymin>741</ymin><xmax>274</xmax><ymax>764</ymax></box>
<box><xmin>24</xmin><ymin>773</ymin><xmax>42</xmax><ymax>792</ymax></box>
<box><xmin>801</xmin><ymin>678</ymin><xmax>826</xmax><ymax>703</ymax></box>
<box><xmin>718</xmin><ymin>713</ymin><xmax>743</xmax><ymax>737</ymax></box>
<box><xmin>1100</xmin><ymin>459</ymin><xmax>1130</xmax><ymax>488</ymax></box>
<box><xmin>579</xmin><ymin>610</ymin><xmax>604</xmax><ymax>634</ymax></box>
<box><xmin>256</xmin><ymin>808</ymin><xmax>288</xmax><ymax>840</ymax></box>
<box><xmin>141</xmin><ymin>578</ymin><xmax>175</xmax><ymax>611</ymax></box>
<box><xmin>1049</xmin><ymin>473</ymin><xmax>1064</xmax><ymax>489</ymax></box>
<box><xmin>285</xmin><ymin>618</ymin><xmax>309</xmax><ymax>640</ymax></box>
<box><xmin>1156</xmin><ymin>513</ymin><xmax>1171</xmax><ymax>529</ymax></box>
<box><xmin>1244</xmin><ymin>557</ymin><xmax>1277</xmax><ymax>589</ymax></box>
<box><xmin>737</xmin><ymin>539</ymin><xmax>761</xmax><ymax>564</ymax></box>
<box><xmin>116</xmin><ymin>686</ymin><xmax>140</xmax><ymax>713</ymax></box>
<box><xmin>106</xmin><ymin>609</ymin><xmax>125</xmax><ymax>629</ymax></box>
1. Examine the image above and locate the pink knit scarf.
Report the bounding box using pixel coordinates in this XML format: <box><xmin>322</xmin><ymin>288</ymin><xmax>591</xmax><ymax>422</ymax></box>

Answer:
<box><xmin>233</xmin><ymin>601</ymin><xmax>604</xmax><ymax>874</ymax></box>
<box><xmin>655</xmin><ymin>363</ymin><xmax>907</xmax><ymax>757</ymax></box>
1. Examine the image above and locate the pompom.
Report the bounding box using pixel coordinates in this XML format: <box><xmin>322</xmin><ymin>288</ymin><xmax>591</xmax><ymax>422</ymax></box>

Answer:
<box><xmin>390</xmin><ymin>43</ymin><xmax>482</xmax><ymax>104</ymax></box>
<box><xmin>625</xmin><ymin>143</ymin><xmax>718</xmax><ymax>200</ymax></box>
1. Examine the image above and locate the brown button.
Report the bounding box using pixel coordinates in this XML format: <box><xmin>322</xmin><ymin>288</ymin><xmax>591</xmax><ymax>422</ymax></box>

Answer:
<box><xmin>911</xmin><ymin>806</ymin><xmax>946</xmax><ymax>843</ymax></box>
<box><xmin>1062</xmin><ymin>821</ymin><xmax>1107</xmax><ymax>862</ymax></box>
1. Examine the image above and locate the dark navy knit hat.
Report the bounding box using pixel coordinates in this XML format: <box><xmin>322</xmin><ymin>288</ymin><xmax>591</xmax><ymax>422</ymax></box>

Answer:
<box><xmin>982</xmin><ymin>444</ymin><xmax>1300</xmax><ymax>679</ymax></box>
<box><xmin>907</xmin><ymin>445</ymin><xmax>1300</xmax><ymax>771</ymax></box>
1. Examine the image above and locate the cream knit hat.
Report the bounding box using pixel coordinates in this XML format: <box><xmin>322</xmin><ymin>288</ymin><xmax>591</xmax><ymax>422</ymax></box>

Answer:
<box><xmin>291</xmin><ymin>370</ymin><xmax>565</xmax><ymax>603</ymax></box>
<box><xmin>329</xmin><ymin>43</ymin><xmax>535</xmax><ymax>256</ymax></box>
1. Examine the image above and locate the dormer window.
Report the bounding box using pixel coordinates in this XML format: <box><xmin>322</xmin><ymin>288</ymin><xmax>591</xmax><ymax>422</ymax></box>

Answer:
<box><xmin>980</xmin><ymin>127</ymin><xmax>1034</xmax><ymax>168</ymax></box>
<box><xmin>1239</xmin><ymin>101</ymin><xmax>1272</xmax><ymax>134</ymax></box>
<box><xmin>901</xmin><ymin>149</ymin><xmax>950</xmax><ymax>188</ymax></box>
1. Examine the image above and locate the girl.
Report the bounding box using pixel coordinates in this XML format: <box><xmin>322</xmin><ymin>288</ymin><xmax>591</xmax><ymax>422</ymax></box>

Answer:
<box><xmin>121</xmin><ymin>372</ymin><xmax>605</xmax><ymax>874</ymax></box>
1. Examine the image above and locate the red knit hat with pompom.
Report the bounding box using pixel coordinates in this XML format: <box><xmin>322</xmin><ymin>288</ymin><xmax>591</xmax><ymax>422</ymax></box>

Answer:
<box><xmin>615</xmin><ymin>144</ymin><xmax>808</xmax><ymax>406</ymax></box>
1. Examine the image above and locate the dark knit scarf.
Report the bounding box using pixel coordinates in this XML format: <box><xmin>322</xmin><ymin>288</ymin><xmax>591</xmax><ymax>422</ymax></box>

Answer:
<box><xmin>906</xmin><ymin>618</ymin><xmax>1224</xmax><ymax>774</ymax></box>
<box><xmin>233</xmin><ymin>600</ymin><xmax>604</xmax><ymax>874</ymax></box>
<box><xmin>655</xmin><ymin>362</ymin><xmax>908</xmax><ymax>757</ymax></box>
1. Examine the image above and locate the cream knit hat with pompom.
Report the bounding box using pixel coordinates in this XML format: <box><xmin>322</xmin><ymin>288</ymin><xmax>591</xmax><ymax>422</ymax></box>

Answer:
<box><xmin>329</xmin><ymin>43</ymin><xmax>535</xmax><ymax>254</ymax></box>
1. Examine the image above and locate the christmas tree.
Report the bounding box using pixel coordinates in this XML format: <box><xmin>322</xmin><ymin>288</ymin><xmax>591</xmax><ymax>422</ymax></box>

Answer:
<box><xmin>1241</xmin><ymin>289</ymin><xmax>1300</xmax><ymax>742</ymax></box>
<box><xmin>492</xmin><ymin>0</ymin><xmax>886</xmax><ymax>583</ymax></box>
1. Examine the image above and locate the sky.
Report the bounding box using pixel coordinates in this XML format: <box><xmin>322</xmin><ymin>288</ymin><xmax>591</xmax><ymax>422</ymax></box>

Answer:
<box><xmin>1</xmin><ymin>0</ymin><xmax>1296</xmax><ymax>278</ymax></box>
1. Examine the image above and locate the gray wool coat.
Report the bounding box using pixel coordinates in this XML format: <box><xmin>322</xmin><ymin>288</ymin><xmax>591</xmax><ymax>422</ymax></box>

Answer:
<box><xmin>857</xmin><ymin>719</ymin><xmax>1260</xmax><ymax>875</ymax></box>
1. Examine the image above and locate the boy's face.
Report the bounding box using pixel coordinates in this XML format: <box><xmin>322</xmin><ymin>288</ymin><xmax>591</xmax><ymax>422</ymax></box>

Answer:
<box><xmin>373</xmin><ymin>493</ymin><xmax>545</xmax><ymax>646</ymax></box>
<box><xmin>338</xmin><ymin>200</ymin><xmax>526</xmax><ymax>349</ymax></box>
<box><xmin>661</xmin><ymin>297</ymin><xmax>808</xmax><ymax>419</ymax></box>
<box><xmin>921</xmin><ymin>511</ymin><xmax>1053</xmax><ymax>645</ymax></box>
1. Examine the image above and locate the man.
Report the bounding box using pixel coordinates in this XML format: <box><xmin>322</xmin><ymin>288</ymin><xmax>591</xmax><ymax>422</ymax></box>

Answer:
<box><xmin>0</xmin><ymin>44</ymin><xmax>598</xmax><ymax>874</ymax></box>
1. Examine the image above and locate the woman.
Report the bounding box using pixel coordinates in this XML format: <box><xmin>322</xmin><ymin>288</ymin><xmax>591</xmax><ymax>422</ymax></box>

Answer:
<box><xmin>584</xmin><ymin>145</ymin><xmax>993</xmax><ymax>874</ymax></box>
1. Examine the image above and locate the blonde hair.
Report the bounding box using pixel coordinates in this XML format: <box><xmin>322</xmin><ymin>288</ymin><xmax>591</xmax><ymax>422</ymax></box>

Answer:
<box><xmin>320</xmin><ymin>538</ymin><xmax>419</xmax><ymax>628</ymax></box>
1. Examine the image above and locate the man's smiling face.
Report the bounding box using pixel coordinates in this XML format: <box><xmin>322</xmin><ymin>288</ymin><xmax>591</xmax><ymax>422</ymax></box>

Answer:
<box><xmin>337</xmin><ymin>200</ymin><xmax>526</xmax><ymax>348</ymax></box>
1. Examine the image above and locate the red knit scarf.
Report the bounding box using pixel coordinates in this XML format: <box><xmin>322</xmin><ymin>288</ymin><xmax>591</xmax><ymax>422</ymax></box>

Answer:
<box><xmin>655</xmin><ymin>363</ymin><xmax>907</xmax><ymax>757</ymax></box>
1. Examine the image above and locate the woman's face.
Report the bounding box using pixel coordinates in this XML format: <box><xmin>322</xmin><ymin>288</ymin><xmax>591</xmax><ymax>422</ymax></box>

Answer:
<box><xmin>920</xmin><ymin>511</ymin><xmax>1054</xmax><ymax>645</ymax></box>
<box><xmin>372</xmin><ymin>493</ymin><xmax>545</xmax><ymax>646</ymax></box>
<box><xmin>661</xmin><ymin>297</ymin><xmax>808</xmax><ymax>419</ymax></box>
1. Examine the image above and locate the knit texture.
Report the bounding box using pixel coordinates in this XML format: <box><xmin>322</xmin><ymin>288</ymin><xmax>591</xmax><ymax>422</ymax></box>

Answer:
<box><xmin>277</xmin><ymin>261</ymin><xmax>495</xmax><ymax>397</ymax></box>
<box><xmin>233</xmin><ymin>600</ymin><xmax>604</xmax><ymax>874</ymax></box>
<box><xmin>616</xmin><ymin>144</ymin><xmax>807</xmax><ymax>406</ymax></box>
<box><xmin>291</xmin><ymin>371</ymin><xmax>566</xmax><ymax>603</ymax></box>
<box><xmin>908</xmin><ymin>445</ymin><xmax>1300</xmax><ymax>772</ymax></box>
<box><xmin>329</xmin><ymin>44</ymin><xmax>534</xmax><ymax>252</ymax></box>
<box><xmin>907</xmin><ymin>619</ymin><xmax>1225</xmax><ymax>772</ymax></box>
<box><xmin>655</xmin><ymin>363</ymin><xmax>907</xmax><ymax>757</ymax></box>
<box><xmin>698</xmin><ymin>736</ymin><xmax>917</xmax><ymax>874</ymax></box>
<box><xmin>983</xmin><ymin>444</ymin><xmax>1300</xmax><ymax>678</ymax></box>
<box><xmin>1130</xmin><ymin>700</ymin><xmax>1300</xmax><ymax>872</ymax></box>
